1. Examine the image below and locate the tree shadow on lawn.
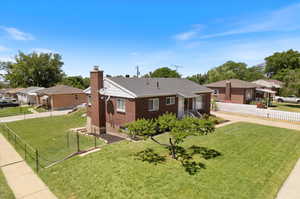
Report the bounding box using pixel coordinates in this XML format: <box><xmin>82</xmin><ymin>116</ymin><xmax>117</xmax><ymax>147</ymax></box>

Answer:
<box><xmin>134</xmin><ymin>146</ymin><xmax>222</xmax><ymax>175</ymax></box>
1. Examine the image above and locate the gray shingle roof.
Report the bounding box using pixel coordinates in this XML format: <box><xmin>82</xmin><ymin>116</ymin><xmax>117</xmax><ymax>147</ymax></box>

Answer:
<box><xmin>108</xmin><ymin>77</ymin><xmax>212</xmax><ymax>97</ymax></box>
<box><xmin>18</xmin><ymin>87</ymin><xmax>44</xmax><ymax>94</ymax></box>
<box><xmin>37</xmin><ymin>85</ymin><xmax>84</xmax><ymax>95</ymax></box>
<box><xmin>204</xmin><ymin>79</ymin><xmax>259</xmax><ymax>88</ymax></box>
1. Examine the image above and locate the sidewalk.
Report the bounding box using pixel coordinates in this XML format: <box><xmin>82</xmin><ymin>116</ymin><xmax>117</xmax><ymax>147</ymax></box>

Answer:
<box><xmin>212</xmin><ymin>111</ymin><xmax>300</xmax><ymax>131</ymax></box>
<box><xmin>0</xmin><ymin>134</ymin><xmax>57</xmax><ymax>199</ymax></box>
<box><xmin>276</xmin><ymin>158</ymin><xmax>300</xmax><ymax>199</ymax></box>
<box><xmin>0</xmin><ymin>110</ymin><xmax>71</xmax><ymax>123</ymax></box>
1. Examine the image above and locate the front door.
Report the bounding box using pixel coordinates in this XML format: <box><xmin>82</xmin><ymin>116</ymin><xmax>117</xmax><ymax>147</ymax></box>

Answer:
<box><xmin>178</xmin><ymin>97</ymin><xmax>184</xmax><ymax>118</ymax></box>
<box><xmin>184</xmin><ymin>98</ymin><xmax>188</xmax><ymax>111</ymax></box>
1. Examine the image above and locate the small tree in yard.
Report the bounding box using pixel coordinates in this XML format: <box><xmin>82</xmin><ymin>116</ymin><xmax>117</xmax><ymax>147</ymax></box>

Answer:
<box><xmin>126</xmin><ymin>114</ymin><xmax>215</xmax><ymax>159</ymax></box>
<box><xmin>156</xmin><ymin>112</ymin><xmax>177</xmax><ymax>133</ymax></box>
<box><xmin>125</xmin><ymin>119</ymin><xmax>156</xmax><ymax>139</ymax></box>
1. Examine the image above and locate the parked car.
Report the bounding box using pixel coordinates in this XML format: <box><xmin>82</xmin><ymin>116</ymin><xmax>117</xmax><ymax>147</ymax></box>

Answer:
<box><xmin>274</xmin><ymin>95</ymin><xmax>300</xmax><ymax>103</ymax></box>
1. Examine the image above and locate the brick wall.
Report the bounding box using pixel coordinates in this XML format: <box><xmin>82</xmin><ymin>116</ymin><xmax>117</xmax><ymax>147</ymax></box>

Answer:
<box><xmin>106</xmin><ymin>96</ymin><xmax>136</xmax><ymax>128</ymax></box>
<box><xmin>51</xmin><ymin>93</ymin><xmax>86</xmax><ymax>110</ymax></box>
<box><xmin>135</xmin><ymin>95</ymin><xmax>178</xmax><ymax>120</ymax></box>
<box><xmin>209</xmin><ymin>87</ymin><xmax>246</xmax><ymax>104</ymax></box>
<box><xmin>88</xmin><ymin>93</ymin><xmax>211</xmax><ymax>130</ymax></box>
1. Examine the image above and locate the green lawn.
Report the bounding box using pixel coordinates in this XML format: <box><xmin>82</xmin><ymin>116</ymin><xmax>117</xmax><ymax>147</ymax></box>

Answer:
<box><xmin>0</xmin><ymin>106</ymin><xmax>32</xmax><ymax>117</ymax></box>
<box><xmin>270</xmin><ymin>102</ymin><xmax>300</xmax><ymax>112</ymax></box>
<box><xmin>0</xmin><ymin>169</ymin><xmax>15</xmax><ymax>199</ymax></box>
<box><xmin>35</xmin><ymin>122</ymin><xmax>300</xmax><ymax>199</ymax></box>
<box><xmin>33</xmin><ymin>107</ymin><xmax>48</xmax><ymax>113</ymax></box>
<box><xmin>0</xmin><ymin>110</ymin><xmax>104</xmax><ymax>168</ymax></box>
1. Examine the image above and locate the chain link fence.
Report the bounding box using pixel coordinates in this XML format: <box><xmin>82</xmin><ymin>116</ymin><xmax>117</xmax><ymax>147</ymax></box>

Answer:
<box><xmin>0</xmin><ymin>123</ymin><xmax>103</xmax><ymax>172</ymax></box>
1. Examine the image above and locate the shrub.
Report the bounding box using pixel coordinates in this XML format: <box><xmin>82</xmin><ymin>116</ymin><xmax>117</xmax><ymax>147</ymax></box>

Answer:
<box><xmin>125</xmin><ymin>119</ymin><xmax>156</xmax><ymax>139</ymax></box>
<box><xmin>156</xmin><ymin>112</ymin><xmax>177</xmax><ymax>133</ymax></box>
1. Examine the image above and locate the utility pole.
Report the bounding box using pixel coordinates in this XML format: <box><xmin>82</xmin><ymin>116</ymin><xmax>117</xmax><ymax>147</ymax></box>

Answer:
<box><xmin>135</xmin><ymin>65</ymin><xmax>140</xmax><ymax>78</ymax></box>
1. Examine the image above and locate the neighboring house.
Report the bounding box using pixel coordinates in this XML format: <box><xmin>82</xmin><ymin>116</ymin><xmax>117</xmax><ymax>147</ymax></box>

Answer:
<box><xmin>36</xmin><ymin>85</ymin><xmax>86</xmax><ymax>110</ymax></box>
<box><xmin>0</xmin><ymin>88</ymin><xmax>25</xmax><ymax>99</ymax></box>
<box><xmin>205</xmin><ymin>79</ymin><xmax>258</xmax><ymax>104</ymax></box>
<box><xmin>86</xmin><ymin>67</ymin><xmax>212</xmax><ymax>134</ymax></box>
<box><xmin>17</xmin><ymin>87</ymin><xmax>44</xmax><ymax>105</ymax></box>
<box><xmin>252</xmin><ymin>79</ymin><xmax>283</xmax><ymax>95</ymax></box>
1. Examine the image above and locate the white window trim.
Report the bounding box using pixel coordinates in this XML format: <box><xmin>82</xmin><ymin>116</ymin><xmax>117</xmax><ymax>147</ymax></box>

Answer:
<box><xmin>148</xmin><ymin>98</ymin><xmax>159</xmax><ymax>111</ymax></box>
<box><xmin>166</xmin><ymin>96</ymin><xmax>175</xmax><ymax>105</ymax></box>
<box><xmin>116</xmin><ymin>98</ymin><xmax>126</xmax><ymax>112</ymax></box>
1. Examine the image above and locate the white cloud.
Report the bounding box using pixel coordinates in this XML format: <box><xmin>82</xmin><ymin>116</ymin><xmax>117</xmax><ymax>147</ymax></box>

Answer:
<box><xmin>1</xmin><ymin>26</ymin><xmax>34</xmax><ymax>40</ymax></box>
<box><xmin>173</xmin><ymin>24</ymin><xmax>204</xmax><ymax>41</ymax></box>
<box><xmin>0</xmin><ymin>45</ymin><xmax>9</xmax><ymax>52</ymax></box>
<box><xmin>198</xmin><ymin>3</ymin><xmax>300</xmax><ymax>39</ymax></box>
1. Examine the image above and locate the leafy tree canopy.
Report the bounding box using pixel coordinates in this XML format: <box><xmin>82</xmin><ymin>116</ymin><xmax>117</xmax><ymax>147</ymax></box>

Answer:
<box><xmin>61</xmin><ymin>76</ymin><xmax>90</xmax><ymax>89</ymax></box>
<box><xmin>265</xmin><ymin>49</ymin><xmax>300</xmax><ymax>80</ymax></box>
<box><xmin>187</xmin><ymin>73</ymin><xmax>208</xmax><ymax>85</ymax></box>
<box><xmin>281</xmin><ymin>69</ymin><xmax>300</xmax><ymax>96</ymax></box>
<box><xmin>0</xmin><ymin>51</ymin><xmax>64</xmax><ymax>88</ymax></box>
<box><xmin>146</xmin><ymin>67</ymin><xmax>181</xmax><ymax>78</ymax></box>
<box><xmin>207</xmin><ymin>61</ymin><xmax>248</xmax><ymax>83</ymax></box>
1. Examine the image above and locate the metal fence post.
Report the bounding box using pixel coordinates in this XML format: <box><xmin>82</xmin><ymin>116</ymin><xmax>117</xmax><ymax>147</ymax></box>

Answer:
<box><xmin>67</xmin><ymin>131</ymin><xmax>69</xmax><ymax>148</ymax></box>
<box><xmin>94</xmin><ymin>135</ymin><xmax>97</xmax><ymax>148</ymax></box>
<box><xmin>24</xmin><ymin>144</ymin><xmax>27</xmax><ymax>160</ymax></box>
<box><xmin>76</xmin><ymin>132</ymin><xmax>80</xmax><ymax>152</ymax></box>
<box><xmin>35</xmin><ymin>149</ymin><xmax>39</xmax><ymax>173</ymax></box>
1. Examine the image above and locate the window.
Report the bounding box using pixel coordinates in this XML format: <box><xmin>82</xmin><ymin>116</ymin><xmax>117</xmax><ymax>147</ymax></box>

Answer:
<box><xmin>166</xmin><ymin>96</ymin><xmax>175</xmax><ymax>105</ymax></box>
<box><xmin>213</xmin><ymin>89</ymin><xmax>219</xmax><ymax>95</ymax></box>
<box><xmin>148</xmin><ymin>98</ymin><xmax>159</xmax><ymax>111</ymax></box>
<box><xmin>116</xmin><ymin>98</ymin><xmax>126</xmax><ymax>112</ymax></box>
<box><xmin>195</xmin><ymin>96</ymin><xmax>203</xmax><ymax>109</ymax></box>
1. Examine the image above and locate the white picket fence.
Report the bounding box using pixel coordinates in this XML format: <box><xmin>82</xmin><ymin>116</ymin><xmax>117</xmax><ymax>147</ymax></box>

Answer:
<box><xmin>216</xmin><ymin>102</ymin><xmax>300</xmax><ymax>122</ymax></box>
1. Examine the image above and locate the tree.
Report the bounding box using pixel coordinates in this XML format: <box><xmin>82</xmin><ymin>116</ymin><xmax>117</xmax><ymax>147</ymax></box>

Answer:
<box><xmin>126</xmin><ymin>114</ymin><xmax>215</xmax><ymax>159</ymax></box>
<box><xmin>61</xmin><ymin>76</ymin><xmax>90</xmax><ymax>89</ymax></box>
<box><xmin>0</xmin><ymin>51</ymin><xmax>64</xmax><ymax>87</ymax></box>
<box><xmin>244</xmin><ymin>65</ymin><xmax>265</xmax><ymax>81</ymax></box>
<box><xmin>206</xmin><ymin>61</ymin><xmax>248</xmax><ymax>83</ymax></box>
<box><xmin>281</xmin><ymin>69</ymin><xmax>300</xmax><ymax>96</ymax></box>
<box><xmin>187</xmin><ymin>73</ymin><xmax>208</xmax><ymax>85</ymax></box>
<box><xmin>146</xmin><ymin>67</ymin><xmax>181</xmax><ymax>78</ymax></box>
<box><xmin>265</xmin><ymin>49</ymin><xmax>300</xmax><ymax>80</ymax></box>
<box><xmin>205</xmin><ymin>61</ymin><xmax>265</xmax><ymax>83</ymax></box>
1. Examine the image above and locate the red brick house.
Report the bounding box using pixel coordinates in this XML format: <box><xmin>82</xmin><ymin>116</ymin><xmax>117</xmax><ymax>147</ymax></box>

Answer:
<box><xmin>205</xmin><ymin>79</ymin><xmax>258</xmax><ymax>104</ymax></box>
<box><xmin>36</xmin><ymin>85</ymin><xmax>86</xmax><ymax>110</ymax></box>
<box><xmin>86</xmin><ymin>67</ymin><xmax>213</xmax><ymax>134</ymax></box>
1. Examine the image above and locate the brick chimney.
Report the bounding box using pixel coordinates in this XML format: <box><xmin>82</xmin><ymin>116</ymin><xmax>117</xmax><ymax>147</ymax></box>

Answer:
<box><xmin>90</xmin><ymin>66</ymin><xmax>106</xmax><ymax>134</ymax></box>
<box><xmin>225</xmin><ymin>80</ymin><xmax>231</xmax><ymax>101</ymax></box>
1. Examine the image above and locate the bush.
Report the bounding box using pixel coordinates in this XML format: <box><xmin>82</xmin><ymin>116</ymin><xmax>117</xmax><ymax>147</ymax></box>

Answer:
<box><xmin>156</xmin><ymin>112</ymin><xmax>177</xmax><ymax>133</ymax></box>
<box><xmin>125</xmin><ymin>119</ymin><xmax>156</xmax><ymax>139</ymax></box>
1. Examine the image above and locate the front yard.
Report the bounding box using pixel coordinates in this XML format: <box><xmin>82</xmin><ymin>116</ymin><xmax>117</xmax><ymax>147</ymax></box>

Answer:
<box><xmin>0</xmin><ymin>110</ymin><xmax>104</xmax><ymax>168</ymax></box>
<box><xmin>270</xmin><ymin>102</ymin><xmax>300</xmax><ymax>113</ymax></box>
<box><xmin>0</xmin><ymin>106</ymin><xmax>32</xmax><ymax>117</ymax></box>
<box><xmin>2</xmin><ymin>111</ymin><xmax>300</xmax><ymax>199</ymax></box>
<box><xmin>36</xmin><ymin>122</ymin><xmax>300</xmax><ymax>199</ymax></box>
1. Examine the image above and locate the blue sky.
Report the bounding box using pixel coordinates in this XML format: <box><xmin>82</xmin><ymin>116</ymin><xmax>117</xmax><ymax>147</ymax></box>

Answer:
<box><xmin>0</xmin><ymin>0</ymin><xmax>300</xmax><ymax>77</ymax></box>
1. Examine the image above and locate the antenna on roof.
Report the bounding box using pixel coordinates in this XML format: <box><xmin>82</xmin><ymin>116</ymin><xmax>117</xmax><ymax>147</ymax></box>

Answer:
<box><xmin>135</xmin><ymin>65</ymin><xmax>140</xmax><ymax>78</ymax></box>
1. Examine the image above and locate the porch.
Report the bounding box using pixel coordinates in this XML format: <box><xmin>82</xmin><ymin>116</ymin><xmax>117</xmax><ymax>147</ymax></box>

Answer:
<box><xmin>177</xmin><ymin>92</ymin><xmax>208</xmax><ymax>118</ymax></box>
